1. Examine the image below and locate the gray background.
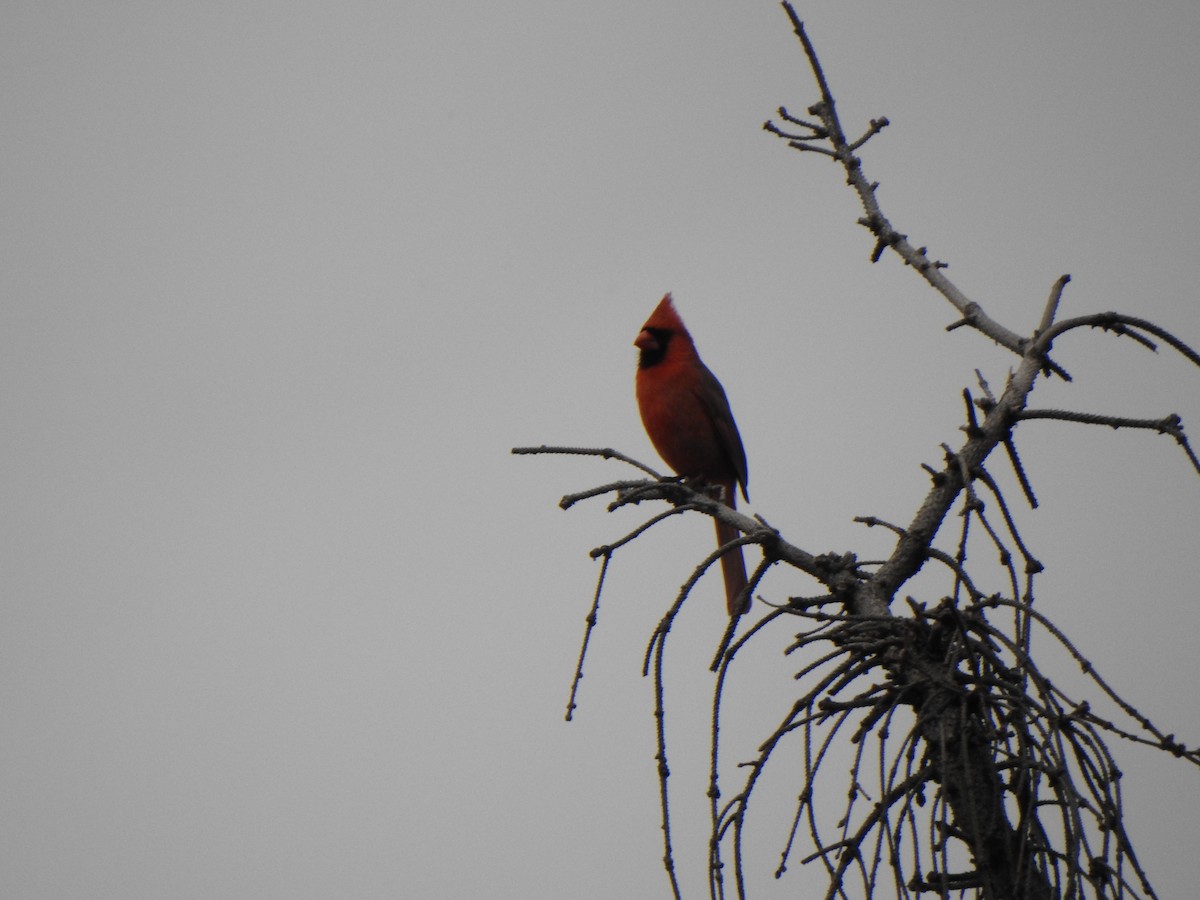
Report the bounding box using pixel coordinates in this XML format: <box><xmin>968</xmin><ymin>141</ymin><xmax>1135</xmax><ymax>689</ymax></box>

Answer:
<box><xmin>3</xmin><ymin>2</ymin><xmax>1198</xmax><ymax>897</ymax></box>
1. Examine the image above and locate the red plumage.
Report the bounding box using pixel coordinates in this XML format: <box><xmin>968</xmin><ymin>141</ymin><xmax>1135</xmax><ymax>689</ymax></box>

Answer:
<box><xmin>634</xmin><ymin>294</ymin><xmax>750</xmax><ymax>615</ymax></box>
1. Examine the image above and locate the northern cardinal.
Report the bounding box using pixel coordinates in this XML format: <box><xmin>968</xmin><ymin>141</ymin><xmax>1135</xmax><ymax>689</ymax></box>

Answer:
<box><xmin>634</xmin><ymin>294</ymin><xmax>750</xmax><ymax>615</ymax></box>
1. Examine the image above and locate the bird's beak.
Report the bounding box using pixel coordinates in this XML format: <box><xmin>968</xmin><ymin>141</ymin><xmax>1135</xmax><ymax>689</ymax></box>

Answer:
<box><xmin>634</xmin><ymin>329</ymin><xmax>658</xmax><ymax>351</ymax></box>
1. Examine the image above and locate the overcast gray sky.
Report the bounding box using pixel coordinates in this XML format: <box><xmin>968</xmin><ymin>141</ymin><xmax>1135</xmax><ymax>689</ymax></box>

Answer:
<box><xmin>2</xmin><ymin>2</ymin><xmax>1198</xmax><ymax>898</ymax></box>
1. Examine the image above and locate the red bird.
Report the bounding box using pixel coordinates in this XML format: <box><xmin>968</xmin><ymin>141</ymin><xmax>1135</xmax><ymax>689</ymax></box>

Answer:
<box><xmin>634</xmin><ymin>294</ymin><xmax>750</xmax><ymax>615</ymax></box>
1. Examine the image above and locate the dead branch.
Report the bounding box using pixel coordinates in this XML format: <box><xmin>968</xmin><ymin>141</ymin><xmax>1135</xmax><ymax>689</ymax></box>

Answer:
<box><xmin>515</xmin><ymin>6</ymin><xmax>1198</xmax><ymax>898</ymax></box>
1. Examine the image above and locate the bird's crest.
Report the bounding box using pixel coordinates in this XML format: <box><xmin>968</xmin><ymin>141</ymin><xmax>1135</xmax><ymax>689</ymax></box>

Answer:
<box><xmin>641</xmin><ymin>293</ymin><xmax>690</xmax><ymax>337</ymax></box>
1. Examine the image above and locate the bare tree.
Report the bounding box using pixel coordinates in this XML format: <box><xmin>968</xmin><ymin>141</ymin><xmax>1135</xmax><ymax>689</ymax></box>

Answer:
<box><xmin>516</xmin><ymin>5</ymin><xmax>1199</xmax><ymax>898</ymax></box>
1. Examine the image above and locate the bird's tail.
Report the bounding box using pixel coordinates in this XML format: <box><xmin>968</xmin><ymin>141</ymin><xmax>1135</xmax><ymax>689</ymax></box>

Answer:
<box><xmin>714</xmin><ymin>492</ymin><xmax>749</xmax><ymax>616</ymax></box>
